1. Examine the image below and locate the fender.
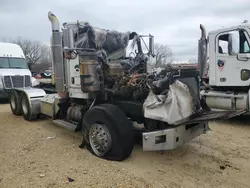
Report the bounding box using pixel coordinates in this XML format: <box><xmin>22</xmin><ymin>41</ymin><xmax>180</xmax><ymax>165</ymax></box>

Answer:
<box><xmin>15</xmin><ymin>88</ymin><xmax>46</xmax><ymax>115</ymax></box>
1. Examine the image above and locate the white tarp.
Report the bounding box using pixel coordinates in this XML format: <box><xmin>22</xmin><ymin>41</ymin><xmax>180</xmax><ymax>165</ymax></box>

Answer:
<box><xmin>143</xmin><ymin>80</ymin><xmax>195</xmax><ymax>125</ymax></box>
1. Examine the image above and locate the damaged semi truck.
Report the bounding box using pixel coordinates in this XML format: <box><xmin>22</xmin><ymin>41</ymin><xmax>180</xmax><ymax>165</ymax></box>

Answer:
<box><xmin>8</xmin><ymin>12</ymin><xmax>241</xmax><ymax>161</ymax></box>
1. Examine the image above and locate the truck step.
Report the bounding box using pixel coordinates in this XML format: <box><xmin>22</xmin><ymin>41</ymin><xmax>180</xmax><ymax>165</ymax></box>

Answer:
<box><xmin>52</xmin><ymin>119</ymin><xmax>77</xmax><ymax>131</ymax></box>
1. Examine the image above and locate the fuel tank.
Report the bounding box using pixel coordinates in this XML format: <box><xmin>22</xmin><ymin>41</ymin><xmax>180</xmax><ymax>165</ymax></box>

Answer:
<box><xmin>200</xmin><ymin>90</ymin><xmax>249</xmax><ymax>111</ymax></box>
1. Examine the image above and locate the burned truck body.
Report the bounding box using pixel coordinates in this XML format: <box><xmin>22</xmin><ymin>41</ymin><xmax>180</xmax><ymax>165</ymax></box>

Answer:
<box><xmin>8</xmin><ymin>12</ymin><xmax>238</xmax><ymax>161</ymax></box>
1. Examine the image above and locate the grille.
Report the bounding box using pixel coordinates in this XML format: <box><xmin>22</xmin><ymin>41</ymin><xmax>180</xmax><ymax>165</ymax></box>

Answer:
<box><xmin>3</xmin><ymin>75</ymin><xmax>31</xmax><ymax>89</ymax></box>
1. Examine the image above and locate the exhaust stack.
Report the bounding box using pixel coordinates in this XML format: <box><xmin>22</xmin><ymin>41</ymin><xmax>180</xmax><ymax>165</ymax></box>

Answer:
<box><xmin>48</xmin><ymin>12</ymin><xmax>59</xmax><ymax>31</ymax></box>
<box><xmin>48</xmin><ymin>11</ymin><xmax>65</xmax><ymax>92</ymax></box>
<box><xmin>197</xmin><ymin>24</ymin><xmax>207</xmax><ymax>79</ymax></box>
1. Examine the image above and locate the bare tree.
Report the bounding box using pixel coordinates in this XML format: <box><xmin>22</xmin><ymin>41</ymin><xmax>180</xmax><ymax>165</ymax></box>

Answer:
<box><xmin>153</xmin><ymin>43</ymin><xmax>173</xmax><ymax>67</ymax></box>
<box><xmin>39</xmin><ymin>46</ymin><xmax>52</xmax><ymax>65</ymax></box>
<box><xmin>32</xmin><ymin>62</ymin><xmax>51</xmax><ymax>73</ymax></box>
<box><xmin>31</xmin><ymin>45</ymin><xmax>52</xmax><ymax>72</ymax></box>
<box><xmin>188</xmin><ymin>58</ymin><xmax>197</xmax><ymax>64</ymax></box>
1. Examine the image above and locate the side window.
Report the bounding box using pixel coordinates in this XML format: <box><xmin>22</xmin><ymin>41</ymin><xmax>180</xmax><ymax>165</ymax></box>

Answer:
<box><xmin>218</xmin><ymin>34</ymin><xmax>229</xmax><ymax>54</ymax></box>
<box><xmin>239</xmin><ymin>30</ymin><xmax>250</xmax><ymax>53</ymax></box>
<box><xmin>218</xmin><ymin>30</ymin><xmax>250</xmax><ymax>55</ymax></box>
<box><xmin>243</xmin><ymin>41</ymin><xmax>250</xmax><ymax>53</ymax></box>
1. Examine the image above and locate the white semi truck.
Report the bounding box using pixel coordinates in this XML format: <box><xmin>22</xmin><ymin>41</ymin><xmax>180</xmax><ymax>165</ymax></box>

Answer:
<box><xmin>0</xmin><ymin>42</ymin><xmax>38</xmax><ymax>99</ymax></box>
<box><xmin>8</xmin><ymin>12</ymin><xmax>241</xmax><ymax>161</ymax></box>
<box><xmin>199</xmin><ymin>23</ymin><xmax>250</xmax><ymax>114</ymax></box>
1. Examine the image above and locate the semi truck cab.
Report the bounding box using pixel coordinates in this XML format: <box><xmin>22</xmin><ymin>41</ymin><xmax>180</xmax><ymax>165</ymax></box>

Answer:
<box><xmin>200</xmin><ymin>23</ymin><xmax>250</xmax><ymax>112</ymax></box>
<box><xmin>0</xmin><ymin>42</ymin><xmax>39</xmax><ymax>99</ymax></box>
<box><xmin>208</xmin><ymin>24</ymin><xmax>250</xmax><ymax>86</ymax></box>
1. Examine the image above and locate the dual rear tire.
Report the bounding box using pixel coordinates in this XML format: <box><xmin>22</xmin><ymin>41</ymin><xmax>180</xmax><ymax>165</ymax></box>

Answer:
<box><xmin>10</xmin><ymin>91</ymin><xmax>22</xmax><ymax>115</ymax></box>
<box><xmin>9</xmin><ymin>91</ymin><xmax>38</xmax><ymax>121</ymax></box>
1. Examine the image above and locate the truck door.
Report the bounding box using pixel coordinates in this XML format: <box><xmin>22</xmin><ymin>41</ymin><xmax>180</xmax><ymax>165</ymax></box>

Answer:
<box><xmin>215</xmin><ymin>29</ymin><xmax>250</xmax><ymax>86</ymax></box>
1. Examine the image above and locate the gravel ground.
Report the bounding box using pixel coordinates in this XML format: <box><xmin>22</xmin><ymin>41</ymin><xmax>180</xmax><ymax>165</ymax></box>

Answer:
<box><xmin>0</xmin><ymin>103</ymin><xmax>250</xmax><ymax>188</ymax></box>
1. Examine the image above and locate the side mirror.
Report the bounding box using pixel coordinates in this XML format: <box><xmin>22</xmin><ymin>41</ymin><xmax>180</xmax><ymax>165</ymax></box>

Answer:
<box><xmin>228</xmin><ymin>31</ymin><xmax>239</xmax><ymax>55</ymax></box>
<box><xmin>237</xmin><ymin>53</ymin><xmax>250</xmax><ymax>61</ymax></box>
<box><xmin>149</xmin><ymin>34</ymin><xmax>155</xmax><ymax>57</ymax></box>
<box><xmin>28</xmin><ymin>63</ymin><xmax>32</xmax><ymax>70</ymax></box>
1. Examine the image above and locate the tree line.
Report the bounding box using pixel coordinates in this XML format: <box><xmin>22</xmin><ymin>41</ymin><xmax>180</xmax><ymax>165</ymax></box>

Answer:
<box><xmin>1</xmin><ymin>37</ymin><xmax>197</xmax><ymax>72</ymax></box>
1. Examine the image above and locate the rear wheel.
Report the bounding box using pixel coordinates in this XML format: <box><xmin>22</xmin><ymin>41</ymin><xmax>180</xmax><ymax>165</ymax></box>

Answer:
<box><xmin>21</xmin><ymin>94</ymin><xmax>38</xmax><ymax>121</ymax></box>
<box><xmin>82</xmin><ymin>104</ymin><xmax>134</xmax><ymax>161</ymax></box>
<box><xmin>9</xmin><ymin>90</ymin><xmax>22</xmax><ymax>115</ymax></box>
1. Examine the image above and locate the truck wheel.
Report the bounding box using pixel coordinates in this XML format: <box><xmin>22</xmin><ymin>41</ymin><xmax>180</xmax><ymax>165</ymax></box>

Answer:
<box><xmin>82</xmin><ymin>104</ymin><xmax>134</xmax><ymax>161</ymax></box>
<box><xmin>9</xmin><ymin>91</ymin><xmax>22</xmax><ymax>115</ymax></box>
<box><xmin>21</xmin><ymin>94</ymin><xmax>38</xmax><ymax>121</ymax></box>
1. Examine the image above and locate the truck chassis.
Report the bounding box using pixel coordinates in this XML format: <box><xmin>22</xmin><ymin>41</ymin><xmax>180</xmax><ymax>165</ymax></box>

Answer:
<box><xmin>9</xmin><ymin>87</ymin><xmax>211</xmax><ymax>161</ymax></box>
<box><xmin>9</xmin><ymin>82</ymin><xmax>243</xmax><ymax>161</ymax></box>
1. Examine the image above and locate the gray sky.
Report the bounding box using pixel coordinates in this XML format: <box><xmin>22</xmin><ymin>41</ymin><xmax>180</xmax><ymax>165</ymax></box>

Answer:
<box><xmin>1</xmin><ymin>0</ymin><xmax>250</xmax><ymax>61</ymax></box>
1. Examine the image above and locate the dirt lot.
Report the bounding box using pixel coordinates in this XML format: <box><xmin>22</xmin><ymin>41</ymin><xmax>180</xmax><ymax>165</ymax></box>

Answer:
<box><xmin>0</xmin><ymin>103</ymin><xmax>250</xmax><ymax>188</ymax></box>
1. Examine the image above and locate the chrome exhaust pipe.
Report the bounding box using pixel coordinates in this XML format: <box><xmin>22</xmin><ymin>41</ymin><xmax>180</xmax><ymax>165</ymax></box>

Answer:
<box><xmin>48</xmin><ymin>11</ymin><xmax>65</xmax><ymax>92</ymax></box>
<box><xmin>197</xmin><ymin>24</ymin><xmax>207</xmax><ymax>79</ymax></box>
<box><xmin>200</xmin><ymin>24</ymin><xmax>206</xmax><ymax>40</ymax></box>
<box><xmin>48</xmin><ymin>11</ymin><xmax>59</xmax><ymax>32</ymax></box>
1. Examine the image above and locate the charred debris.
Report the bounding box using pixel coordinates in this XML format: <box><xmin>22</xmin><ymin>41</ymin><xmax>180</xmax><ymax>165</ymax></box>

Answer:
<box><xmin>63</xmin><ymin>21</ymin><xmax>199</xmax><ymax>104</ymax></box>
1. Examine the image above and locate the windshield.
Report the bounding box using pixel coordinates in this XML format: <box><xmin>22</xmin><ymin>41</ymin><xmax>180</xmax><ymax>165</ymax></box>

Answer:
<box><xmin>0</xmin><ymin>57</ymin><xmax>28</xmax><ymax>69</ymax></box>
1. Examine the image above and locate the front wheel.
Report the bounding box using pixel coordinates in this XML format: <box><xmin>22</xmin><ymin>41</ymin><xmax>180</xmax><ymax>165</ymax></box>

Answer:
<box><xmin>82</xmin><ymin>104</ymin><xmax>134</xmax><ymax>161</ymax></box>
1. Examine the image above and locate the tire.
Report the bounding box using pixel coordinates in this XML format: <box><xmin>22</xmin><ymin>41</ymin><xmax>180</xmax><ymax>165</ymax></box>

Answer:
<box><xmin>9</xmin><ymin>90</ymin><xmax>22</xmax><ymax>116</ymax></box>
<box><xmin>82</xmin><ymin>103</ymin><xmax>134</xmax><ymax>161</ymax></box>
<box><xmin>21</xmin><ymin>94</ymin><xmax>38</xmax><ymax>121</ymax></box>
